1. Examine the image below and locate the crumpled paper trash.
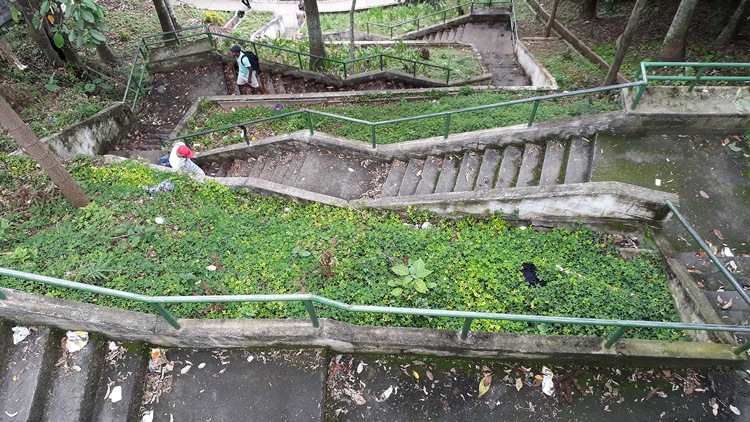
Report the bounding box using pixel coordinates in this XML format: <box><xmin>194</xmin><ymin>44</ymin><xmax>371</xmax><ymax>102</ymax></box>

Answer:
<box><xmin>541</xmin><ymin>366</ymin><xmax>555</xmax><ymax>396</ymax></box>
<box><xmin>65</xmin><ymin>331</ymin><xmax>89</xmax><ymax>353</ymax></box>
<box><xmin>12</xmin><ymin>327</ymin><xmax>31</xmax><ymax>344</ymax></box>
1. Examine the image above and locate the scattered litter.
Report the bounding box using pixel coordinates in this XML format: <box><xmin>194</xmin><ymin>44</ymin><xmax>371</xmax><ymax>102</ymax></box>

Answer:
<box><xmin>155</xmin><ymin>217</ymin><xmax>165</xmax><ymax>225</ymax></box>
<box><xmin>71</xmin><ymin>365</ymin><xmax>81</xmax><ymax>372</ymax></box>
<box><xmin>65</xmin><ymin>331</ymin><xmax>89</xmax><ymax>353</ymax></box>
<box><xmin>730</xmin><ymin>405</ymin><xmax>741</xmax><ymax>415</ymax></box>
<box><xmin>247</xmin><ymin>356</ymin><xmax>254</xmax><ymax>363</ymax></box>
<box><xmin>722</xmin><ymin>299</ymin><xmax>733</xmax><ymax>310</ymax></box>
<box><xmin>5</xmin><ymin>411</ymin><xmax>18</xmax><ymax>418</ymax></box>
<box><xmin>199</xmin><ymin>362</ymin><xmax>206</xmax><ymax>369</ymax></box>
<box><xmin>413</xmin><ymin>370</ymin><xmax>419</xmax><ymax>379</ymax></box>
<box><xmin>180</xmin><ymin>365</ymin><xmax>192</xmax><ymax>374</ymax></box>
<box><xmin>541</xmin><ymin>366</ymin><xmax>555</xmax><ymax>396</ymax></box>
<box><xmin>149</xmin><ymin>349</ymin><xmax>168</xmax><ymax>373</ymax></box>
<box><xmin>700</xmin><ymin>190</ymin><xmax>709</xmax><ymax>199</ymax></box>
<box><xmin>479</xmin><ymin>375</ymin><xmax>492</xmax><ymax>396</ymax></box>
<box><xmin>655</xmin><ymin>179</ymin><xmax>661</xmax><ymax>186</ymax></box>
<box><xmin>108</xmin><ymin>341</ymin><xmax>118</xmax><ymax>351</ymax></box>
<box><xmin>380</xmin><ymin>386</ymin><xmax>394</xmax><ymax>401</ymax></box>
<box><xmin>723</xmin><ymin>247</ymin><xmax>734</xmax><ymax>257</ymax></box>
<box><xmin>515</xmin><ymin>377</ymin><xmax>523</xmax><ymax>391</ymax></box>
<box><xmin>140</xmin><ymin>411</ymin><xmax>153</xmax><ymax>422</ymax></box>
<box><xmin>109</xmin><ymin>386</ymin><xmax>122</xmax><ymax>403</ymax></box>
<box><xmin>145</xmin><ymin>180</ymin><xmax>174</xmax><ymax>195</ymax></box>
<box><xmin>421</xmin><ymin>222</ymin><xmax>432</xmax><ymax>229</ymax></box>
<box><xmin>357</xmin><ymin>362</ymin><xmax>364</xmax><ymax>373</ymax></box>
<box><xmin>348</xmin><ymin>168</ymin><xmax>354</xmax><ymax>172</ymax></box>
<box><xmin>205</xmin><ymin>265</ymin><xmax>217</xmax><ymax>271</ymax></box>
<box><xmin>12</xmin><ymin>327</ymin><xmax>30</xmax><ymax>344</ymax></box>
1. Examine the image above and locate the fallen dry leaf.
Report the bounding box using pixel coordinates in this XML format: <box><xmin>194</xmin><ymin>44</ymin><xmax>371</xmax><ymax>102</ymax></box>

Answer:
<box><xmin>717</xmin><ymin>295</ymin><xmax>724</xmax><ymax>304</ymax></box>
<box><xmin>413</xmin><ymin>370</ymin><xmax>419</xmax><ymax>379</ymax></box>
<box><xmin>721</xmin><ymin>298</ymin><xmax>733</xmax><ymax>310</ymax></box>
<box><xmin>700</xmin><ymin>190</ymin><xmax>709</xmax><ymax>199</ymax></box>
<box><xmin>714</xmin><ymin>229</ymin><xmax>724</xmax><ymax>240</ymax></box>
<box><xmin>515</xmin><ymin>377</ymin><xmax>523</xmax><ymax>391</ymax></box>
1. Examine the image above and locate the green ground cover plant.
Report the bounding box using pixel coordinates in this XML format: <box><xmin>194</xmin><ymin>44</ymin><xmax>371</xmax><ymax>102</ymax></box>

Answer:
<box><xmin>0</xmin><ymin>158</ymin><xmax>682</xmax><ymax>341</ymax></box>
<box><xmin>187</xmin><ymin>91</ymin><xmax>620</xmax><ymax>149</ymax></box>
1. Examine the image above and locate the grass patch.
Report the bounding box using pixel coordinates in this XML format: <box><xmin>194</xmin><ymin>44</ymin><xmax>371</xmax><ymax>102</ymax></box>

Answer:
<box><xmin>226</xmin><ymin>11</ymin><xmax>277</xmax><ymax>42</ymax></box>
<box><xmin>187</xmin><ymin>91</ymin><xmax>620</xmax><ymax>149</ymax></box>
<box><xmin>0</xmin><ymin>158</ymin><xmax>683</xmax><ymax>341</ymax></box>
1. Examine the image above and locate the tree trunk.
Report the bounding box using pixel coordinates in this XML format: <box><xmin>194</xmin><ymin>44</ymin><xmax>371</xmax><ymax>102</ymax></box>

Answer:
<box><xmin>349</xmin><ymin>0</ymin><xmax>357</xmax><ymax>73</ymax></box>
<box><xmin>165</xmin><ymin>0</ymin><xmax>182</xmax><ymax>30</ymax></box>
<box><xmin>580</xmin><ymin>0</ymin><xmax>597</xmax><ymax>19</ymax></box>
<box><xmin>15</xmin><ymin>0</ymin><xmax>65</xmax><ymax>66</ymax></box>
<box><xmin>653</xmin><ymin>0</ymin><xmax>698</xmax><ymax>62</ymax></box>
<box><xmin>716</xmin><ymin>0</ymin><xmax>750</xmax><ymax>43</ymax></box>
<box><xmin>304</xmin><ymin>0</ymin><xmax>327</xmax><ymax>71</ymax></box>
<box><xmin>152</xmin><ymin>0</ymin><xmax>177</xmax><ymax>40</ymax></box>
<box><xmin>544</xmin><ymin>0</ymin><xmax>561</xmax><ymax>38</ymax></box>
<box><xmin>0</xmin><ymin>96</ymin><xmax>90</xmax><ymax>208</ymax></box>
<box><xmin>604</xmin><ymin>0</ymin><xmax>647</xmax><ymax>86</ymax></box>
<box><xmin>95</xmin><ymin>40</ymin><xmax>118</xmax><ymax>64</ymax></box>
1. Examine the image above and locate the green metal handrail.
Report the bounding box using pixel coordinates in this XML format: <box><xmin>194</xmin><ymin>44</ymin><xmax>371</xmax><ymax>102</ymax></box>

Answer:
<box><xmin>165</xmin><ymin>81</ymin><xmax>644</xmax><ymax>149</ymax></box>
<box><xmin>366</xmin><ymin>1</ymin><xmax>512</xmax><ymax>40</ymax></box>
<box><xmin>1</xmin><ymin>267</ymin><xmax>748</xmax><ymax>354</ymax></box>
<box><xmin>630</xmin><ymin>62</ymin><xmax>750</xmax><ymax>109</ymax></box>
<box><xmin>122</xmin><ymin>25</ymin><xmax>457</xmax><ymax>111</ymax></box>
<box><xmin>666</xmin><ymin>201</ymin><xmax>750</xmax><ymax>308</ymax></box>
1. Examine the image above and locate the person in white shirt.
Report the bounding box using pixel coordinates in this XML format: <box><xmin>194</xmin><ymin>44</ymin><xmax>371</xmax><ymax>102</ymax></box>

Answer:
<box><xmin>168</xmin><ymin>142</ymin><xmax>205</xmax><ymax>178</ymax></box>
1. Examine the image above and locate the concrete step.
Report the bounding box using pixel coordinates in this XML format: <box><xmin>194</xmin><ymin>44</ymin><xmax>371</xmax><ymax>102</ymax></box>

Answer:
<box><xmin>42</xmin><ymin>334</ymin><xmax>104</xmax><ymax>422</ymax></box>
<box><xmin>516</xmin><ymin>143</ymin><xmax>543</xmax><ymax>187</ymax></box>
<box><xmin>704</xmin><ymin>291</ymin><xmax>750</xmax><ymax>313</ymax></box>
<box><xmin>496</xmin><ymin>146</ymin><xmax>522</xmax><ymax>189</ymax></box>
<box><xmin>261</xmin><ymin>73</ymin><xmax>277</xmax><ymax>95</ymax></box>
<box><xmin>539</xmin><ymin>140</ymin><xmax>565</xmax><ymax>186</ymax></box>
<box><xmin>248</xmin><ymin>155</ymin><xmax>268</xmax><ymax>178</ymax></box>
<box><xmin>399</xmin><ymin>159</ymin><xmax>425</xmax><ymax>196</ymax></box>
<box><xmin>283</xmin><ymin>150</ymin><xmax>309</xmax><ymax>186</ymax></box>
<box><xmin>215</xmin><ymin>161</ymin><xmax>233</xmax><ymax>178</ymax></box>
<box><xmin>456</xmin><ymin>24</ymin><xmax>466</xmax><ymax>40</ymax></box>
<box><xmin>269</xmin><ymin>152</ymin><xmax>296</xmax><ymax>183</ymax></box>
<box><xmin>227</xmin><ymin>159</ymin><xmax>245</xmax><ymax>177</ymax></box>
<box><xmin>475</xmin><ymin>148</ymin><xmax>501</xmax><ymax>190</ymax></box>
<box><xmin>0</xmin><ymin>327</ymin><xmax>59</xmax><ymax>422</ymax></box>
<box><xmin>564</xmin><ymin>137</ymin><xmax>592</xmax><ymax>184</ymax></box>
<box><xmin>434</xmin><ymin>154</ymin><xmax>460</xmax><ymax>193</ymax></box>
<box><xmin>91</xmin><ymin>342</ymin><xmax>146</xmax><ymax>422</ymax></box>
<box><xmin>415</xmin><ymin>155</ymin><xmax>441</xmax><ymax>195</ymax></box>
<box><xmin>258</xmin><ymin>153</ymin><xmax>281</xmax><ymax>180</ymax></box>
<box><xmin>454</xmin><ymin>151</ymin><xmax>481</xmax><ymax>192</ymax></box>
<box><xmin>381</xmin><ymin>160</ymin><xmax>407</xmax><ymax>197</ymax></box>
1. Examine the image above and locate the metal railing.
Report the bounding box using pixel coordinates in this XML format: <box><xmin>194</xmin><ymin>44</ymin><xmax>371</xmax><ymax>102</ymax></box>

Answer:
<box><xmin>366</xmin><ymin>1</ymin><xmax>513</xmax><ymax>41</ymax></box>
<box><xmin>122</xmin><ymin>26</ymin><xmax>454</xmax><ymax>112</ymax></box>
<box><xmin>1</xmin><ymin>266</ymin><xmax>748</xmax><ymax>354</ymax></box>
<box><xmin>667</xmin><ymin>201</ymin><xmax>750</xmax><ymax>308</ymax></box>
<box><xmin>630</xmin><ymin>62</ymin><xmax>750</xmax><ymax>109</ymax></box>
<box><xmin>163</xmin><ymin>81</ymin><xmax>643</xmax><ymax>149</ymax></box>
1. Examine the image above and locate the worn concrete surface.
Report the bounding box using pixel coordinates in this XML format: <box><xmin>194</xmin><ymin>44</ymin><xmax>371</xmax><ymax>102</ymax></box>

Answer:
<box><xmin>150</xmin><ymin>348</ymin><xmax>325</xmax><ymax>421</ymax></box>
<box><xmin>293</xmin><ymin>147</ymin><xmax>383</xmax><ymax>200</ymax></box>
<box><xmin>591</xmin><ymin>133</ymin><xmax>750</xmax><ymax>251</ymax></box>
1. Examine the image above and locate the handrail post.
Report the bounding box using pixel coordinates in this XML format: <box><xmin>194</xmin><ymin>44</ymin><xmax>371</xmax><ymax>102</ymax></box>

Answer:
<box><xmin>380</xmin><ymin>55</ymin><xmax>383</xmax><ymax>71</ymax></box>
<box><xmin>733</xmin><ymin>341</ymin><xmax>750</xmax><ymax>355</ymax></box>
<box><xmin>471</xmin><ymin>2</ymin><xmax>475</xmax><ymax>14</ymax></box>
<box><xmin>304</xmin><ymin>300</ymin><xmax>319</xmax><ymax>328</ymax></box>
<box><xmin>460</xmin><ymin>318</ymin><xmax>473</xmax><ymax>340</ymax></box>
<box><xmin>298</xmin><ymin>52</ymin><xmax>303</xmax><ymax>69</ymax></box>
<box><xmin>444</xmin><ymin>113</ymin><xmax>451</xmax><ymax>139</ymax></box>
<box><xmin>151</xmin><ymin>303</ymin><xmax>181</xmax><ymax>329</ymax></box>
<box><xmin>306</xmin><ymin>111</ymin><xmax>314</xmax><ymax>135</ymax></box>
<box><xmin>413</xmin><ymin>62</ymin><xmax>417</xmax><ymax>77</ymax></box>
<box><xmin>528</xmin><ymin>100</ymin><xmax>540</xmax><ymax>126</ymax></box>
<box><xmin>688</xmin><ymin>66</ymin><xmax>706</xmax><ymax>92</ymax></box>
<box><xmin>631</xmin><ymin>83</ymin><xmax>646</xmax><ymax>110</ymax></box>
<box><xmin>367</xmin><ymin>22</ymin><xmax>370</xmax><ymax>34</ymax></box>
<box><xmin>370</xmin><ymin>125</ymin><xmax>376</xmax><ymax>148</ymax></box>
<box><xmin>446</xmin><ymin>68</ymin><xmax>451</xmax><ymax>84</ymax></box>
<box><xmin>0</xmin><ymin>290</ymin><xmax>6</xmax><ymax>300</ymax></box>
<box><xmin>253</xmin><ymin>43</ymin><xmax>258</xmax><ymax>58</ymax></box>
<box><xmin>603</xmin><ymin>326</ymin><xmax>628</xmax><ymax>349</ymax></box>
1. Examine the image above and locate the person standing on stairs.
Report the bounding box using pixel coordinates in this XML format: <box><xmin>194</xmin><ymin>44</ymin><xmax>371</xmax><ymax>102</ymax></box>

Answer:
<box><xmin>296</xmin><ymin>1</ymin><xmax>306</xmax><ymax>27</ymax></box>
<box><xmin>230</xmin><ymin>45</ymin><xmax>266</xmax><ymax>95</ymax></box>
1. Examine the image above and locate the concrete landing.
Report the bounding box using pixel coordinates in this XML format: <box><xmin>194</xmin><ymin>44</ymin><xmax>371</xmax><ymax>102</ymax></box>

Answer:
<box><xmin>293</xmin><ymin>148</ymin><xmax>386</xmax><ymax>200</ymax></box>
<box><xmin>591</xmin><ymin>132</ymin><xmax>750</xmax><ymax>250</ymax></box>
<box><xmin>459</xmin><ymin>21</ymin><xmax>529</xmax><ymax>86</ymax></box>
<box><xmin>150</xmin><ymin>348</ymin><xmax>326</xmax><ymax>421</ymax></box>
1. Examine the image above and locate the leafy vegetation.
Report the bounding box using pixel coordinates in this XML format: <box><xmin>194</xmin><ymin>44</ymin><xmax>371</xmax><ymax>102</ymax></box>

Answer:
<box><xmin>186</xmin><ymin>92</ymin><xmax>620</xmax><ymax>149</ymax></box>
<box><xmin>0</xmin><ymin>158</ymin><xmax>681</xmax><ymax>340</ymax></box>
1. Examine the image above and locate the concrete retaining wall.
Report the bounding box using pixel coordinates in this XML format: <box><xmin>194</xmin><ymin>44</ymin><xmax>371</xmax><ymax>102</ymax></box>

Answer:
<box><xmin>16</xmin><ymin>102</ymin><xmax>136</xmax><ymax>160</ymax></box>
<box><xmin>0</xmin><ymin>287</ymin><xmax>743</xmax><ymax>366</ymax></box>
<box><xmin>251</xmin><ymin>15</ymin><xmax>285</xmax><ymax>41</ymax></box>
<box><xmin>515</xmin><ymin>38</ymin><xmax>556</xmax><ymax>89</ymax></box>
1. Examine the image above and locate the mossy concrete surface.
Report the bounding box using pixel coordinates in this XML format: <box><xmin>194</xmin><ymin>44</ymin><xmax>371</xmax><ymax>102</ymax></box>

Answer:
<box><xmin>591</xmin><ymin>133</ymin><xmax>750</xmax><ymax>251</ymax></box>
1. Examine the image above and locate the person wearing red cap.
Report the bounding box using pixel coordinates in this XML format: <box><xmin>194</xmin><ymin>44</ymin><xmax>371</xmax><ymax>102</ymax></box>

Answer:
<box><xmin>167</xmin><ymin>142</ymin><xmax>205</xmax><ymax>178</ymax></box>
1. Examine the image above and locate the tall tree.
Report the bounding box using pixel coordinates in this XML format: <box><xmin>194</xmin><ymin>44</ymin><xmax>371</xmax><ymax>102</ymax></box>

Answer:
<box><xmin>0</xmin><ymin>96</ymin><xmax>90</xmax><ymax>208</ymax></box>
<box><xmin>580</xmin><ymin>0</ymin><xmax>598</xmax><ymax>19</ymax></box>
<box><xmin>653</xmin><ymin>0</ymin><xmax>698</xmax><ymax>62</ymax></box>
<box><xmin>14</xmin><ymin>0</ymin><xmax>65</xmax><ymax>66</ymax></box>
<box><xmin>152</xmin><ymin>0</ymin><xmax>177</xmax><ymax>41</ymax></box>
<box><xmin>716</xmin><ymin>0</ymin><xmax>750</xmax><ymax>43</ymax></box>
<box><xmin>165</xmin><ymin>0</ymin><xmax>181</xmax><ymax>30</ymax></box>
<box><xmin>304</xmin><ymin>0</ymin><xmax>327</xmax><ymax>71</ymax></box>
<box><xmin>349</xmin><ymin>0</ymin><xmax>357</xmax><ymax>72</ymax></box>
<box><xmin>604</xmin><ymin>0</ymin><xmax>647</xmax><ymax>86</ymax></box>
<box><xmin>544</xmin><ymin>0</ymin><xmax>561</xmax><ymax>38</ymax></box>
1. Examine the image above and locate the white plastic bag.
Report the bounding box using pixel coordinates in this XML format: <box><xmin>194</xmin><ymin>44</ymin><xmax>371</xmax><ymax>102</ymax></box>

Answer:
<box><xmin>65</xmin><ymin>331</ymin><xmax>89</xmax><ymax>353</ymax></box>
<box><xmin>12</xmin><ymin>327</ymin><xmax>31</xmax><ymax>344</ymax></box>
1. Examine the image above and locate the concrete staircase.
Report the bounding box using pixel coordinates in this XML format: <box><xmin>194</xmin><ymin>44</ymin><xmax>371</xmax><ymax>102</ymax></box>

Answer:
<box><xmin>678</xmin><ymin>252</ymin><xmax>750</xmax><ymax>342</ymax></box>
<box><xmin>0</xmin><ymin>322</ymin><xmax>325</xmax><ymax>422</ymax></box>
<box><xmin>203</xmin><ymin>137</ymin><xmax>593</xmax><ymax>201</ymax></box>
<box><xmin>255</xmin><ymin>72</ymin><xmax>416</xmax><ymax>95</ymax></box>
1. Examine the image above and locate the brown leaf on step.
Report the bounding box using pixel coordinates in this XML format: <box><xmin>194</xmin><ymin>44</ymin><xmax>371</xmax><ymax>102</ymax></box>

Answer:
<box><xmin>685</xmin><ymin>387</ymin><xmax>694</xmax><ymax>395</ymax></box>
<box><xmin>697</xmin><ymin>282</ymin><xmax>705</xmax><ymax>289</ymax></box>
<box><xmin>717</xmin><ymin>295</ymin><xmax>724</xmax><ymax>304</ymax></box>
<box><xmin>721</xmin><ymin>298</ymin><xmax>733</xmax><ymax>310</ymax></box>
<box><xmin>714</xmin><ymin>229</ymin><xmax>724</xmax><ymax>240</ymax></box>
<box><xmin>211</xmin><ymin>250</ymin><xmax>224</xmax><ymax>270</ymax></box>
<box><xmin>700</xmin><ymin>190</ymin><xmax>709</xmax><ymax>199</ymax></box>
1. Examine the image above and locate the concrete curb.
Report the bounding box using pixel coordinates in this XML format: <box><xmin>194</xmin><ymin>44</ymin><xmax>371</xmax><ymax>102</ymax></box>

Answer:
<box><xmin>0</xmin><ymin>288</ymin><xmax>744</xmax><ymax>367</ymax></box>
